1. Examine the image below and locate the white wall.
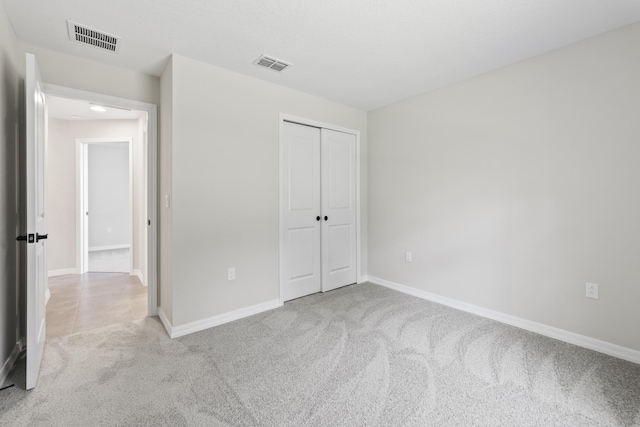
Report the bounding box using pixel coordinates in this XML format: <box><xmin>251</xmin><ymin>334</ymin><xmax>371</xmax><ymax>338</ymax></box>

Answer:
<box><xmin>136</xmin><ymin>115</ymin><xmax>148</xmax><ymax>283</ymax></box>
<box><xmin>21</xmin><ymin>44</ymin><xmax>159</xmax><ymax>106</ymax></box>
<box><xmin>162</xmin><ymin>54</ymin><xmax>367</xmax><ymax>327</ymax></box>
<box><xmin>159</xmin><ymin>58</ymin><xmax>173</xmax><ymax>322</ymax></box>
<box><xmin>88</xmin><ymin>143</ymin><xmax>130</xmax><ymax>249</ymax></box>
<box><xmin>368</xmin><ymin>23</ymin><xmax>640</xmax><ymax>352</ymax></box>
<box><xmin>45</xmin><ymin>119</ymin><xmax>75</xmax><ymax>270</ymax></box>
<box><xmin>46</xmin><ymin>119</ymin><xmax>145</xmax><ymax>279</ymax></box>
<box><xmin>0</xmin><ymin>0</ymin><xmax>22</xmax><ymax>382</ymax></box>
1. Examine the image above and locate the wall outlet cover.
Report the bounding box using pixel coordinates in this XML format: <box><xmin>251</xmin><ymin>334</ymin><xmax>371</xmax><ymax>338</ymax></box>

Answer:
<box><xmin>586</xmin><ymin>282</ymin><xmax>599</xmax><ymax>299</ymax></box>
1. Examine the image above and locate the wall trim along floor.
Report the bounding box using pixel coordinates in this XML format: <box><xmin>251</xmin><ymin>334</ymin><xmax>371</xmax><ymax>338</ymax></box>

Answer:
<box><xmin>88</xmin><ymin>244</ymin><xmax>131</xmax><ymax>252</ymax></box>
<box><xmin>368</xmin><ymin>276</ymin><xmax>640</xmax><ymax>365</ymax></box>
<box><xmin>158</xmin><ymin>299</ymin><xmax>283</xmax><ymax>339</ymax></box>
<box><xmin>48</xmin><ymin>268</ymin><xmax>79</xmax><ymax>277</ymax></box>
<box><xmin>132</xmin><ymin>269</ymin><xmax>144</xmax><ymax>285</ymax></box>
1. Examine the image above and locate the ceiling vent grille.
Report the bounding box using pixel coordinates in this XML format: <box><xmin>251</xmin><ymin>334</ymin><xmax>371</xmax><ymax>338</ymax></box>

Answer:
<box><xmin>253</xmin><ymin>54</ymin><xmax>291</xmax><ymax>72</ymax></box>
<box><xmin>67</xmin><ymin>20</ymin><xmax>121</xmax><ymax>53</ymax></box>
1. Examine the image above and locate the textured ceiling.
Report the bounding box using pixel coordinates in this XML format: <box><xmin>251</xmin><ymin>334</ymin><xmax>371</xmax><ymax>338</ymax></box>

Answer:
<box><xmin>3</xmin><ymin>0</ymin><xmax>640</xmax><ymax>111</ymax></box>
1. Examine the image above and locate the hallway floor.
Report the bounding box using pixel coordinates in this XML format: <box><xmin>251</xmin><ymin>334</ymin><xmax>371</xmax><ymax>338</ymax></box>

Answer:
<box><xmin>88</xmin><ymin>248</ymin><xmax>130</xmax><ymax>273</ymax></box>
<box><xmin>46</xmin><ymin>273</ymin><xmax>147</xmax><ymax>339</ymax></box>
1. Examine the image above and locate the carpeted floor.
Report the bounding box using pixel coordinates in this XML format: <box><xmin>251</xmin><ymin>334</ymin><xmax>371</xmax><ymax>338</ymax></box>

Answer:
<box><xmin>1</xmin><ymin>283</ymin><xmax>639</xmax><ymax>426</ymax></box>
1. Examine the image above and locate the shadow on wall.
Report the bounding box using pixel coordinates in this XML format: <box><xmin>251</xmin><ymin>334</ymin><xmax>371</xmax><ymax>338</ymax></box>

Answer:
<box><xmin>1</xmin><ymin>51</ymin><xmax>22</xmax><ymax>360</ymax></box>
<box><xmin>17</xmin><ymin>70</ymin><xmax>26</xmax><ymax>347</ymax></box>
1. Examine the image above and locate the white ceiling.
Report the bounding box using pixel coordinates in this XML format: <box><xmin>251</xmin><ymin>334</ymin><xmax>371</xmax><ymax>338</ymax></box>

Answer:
<box><xmin>3</xmin><ymin>0</ymin><xmax>640</xmax><ymax>111</ymax></box>
<box><xmin>46</xmin><ymin>96</ymin><xmax>145</xmax><ymax>121</ymax></box>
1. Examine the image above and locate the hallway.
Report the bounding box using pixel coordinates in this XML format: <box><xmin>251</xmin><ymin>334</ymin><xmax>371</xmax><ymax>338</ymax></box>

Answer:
<box><xmin>46</xmin><ymin>273</ymin><xmax>147</xmax><ymax>339</ymax></box>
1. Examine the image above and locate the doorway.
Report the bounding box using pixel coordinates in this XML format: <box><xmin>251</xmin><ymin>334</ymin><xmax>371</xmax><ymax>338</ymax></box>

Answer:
<box><xmin>78</xmin><ymin>139</ymin><xmax>133</xmax><ymax>275</ymax></box>
<box><xmin>42</xmin><ymin>89</ymin><xmax>157</xmax><ymax>338</ymax></box>
<box><xmin>22</xmin><ymin>54</ymin><xmax>158</xmax><ymax>388</ymax></box>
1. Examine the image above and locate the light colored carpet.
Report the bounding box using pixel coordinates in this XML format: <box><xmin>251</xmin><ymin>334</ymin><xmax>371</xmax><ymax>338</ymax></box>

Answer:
<box><xmin>1</xmin><ymin>283</ymin><xmax>639</xmax><ymax>426</ymax></box>
<box><xmin>88</xmin><ymin>248</ymin><xmax>130</xmax><ymax>273</ymax></box>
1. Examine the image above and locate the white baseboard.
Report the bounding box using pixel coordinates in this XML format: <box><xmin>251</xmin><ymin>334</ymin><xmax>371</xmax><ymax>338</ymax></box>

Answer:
<box><xmin>45</xmin><ymin>288</ymin><xmax>51</xmax><ymax>306</ymax></box>
<box><xmin>131</xmin><ymin>269</ymin><xmax>145</xmax><ymax>286</ymax></box>
<box><xmin>1</xmin><ymin>342</ymin><xmax>21</xmax><ymax>387</ymax></box>
<box><xmin>88</xmin><ymin>244</ymin><xmax>130</xmax><ymax>252</ymax></box>
<box><xmin>158</xmin><ymin>307</ymin><xmax>172</xmax><ymax>337</ymax></box>
<box><xmin>358</xmin><ymin>275</ymin><xmax>369</xmax><ymax>283</ymax></box>
<box><xmin>48</xmin><ymin>268</ymin><xmax>78</xmax><ymax>277</ymax></box>
<box><xmin>368</xmin><ymin>276</ymin><xmax>640</xmax><ymax>365</ymax></box>
<box><xmin>162</xmin><ymin>299</ymin><xmax>282</xmax><ymax>339</ymax></box>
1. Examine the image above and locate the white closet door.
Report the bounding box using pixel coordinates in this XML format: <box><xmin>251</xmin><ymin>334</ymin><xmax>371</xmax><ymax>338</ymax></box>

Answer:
<box><xmin>282</xmin><ymin>122</ymin><xmax>322</xmax><ymax>301</ymax></box>
<box><xmin>321</xmin><ymin>129</ymin><xmax>357</xmax><ymax>292</ymax></box>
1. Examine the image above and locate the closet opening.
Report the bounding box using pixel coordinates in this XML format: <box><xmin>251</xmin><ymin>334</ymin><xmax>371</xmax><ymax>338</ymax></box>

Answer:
<box><xmin>279</xmin><ymin>115</ymin><xmax>362</xmax><ymax>303</ymax></box>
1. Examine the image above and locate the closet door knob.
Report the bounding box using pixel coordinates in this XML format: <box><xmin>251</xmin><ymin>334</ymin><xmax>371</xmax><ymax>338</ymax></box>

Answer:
<box><xmin>316</xmin><ymin>216</ymin><xmax>321</xmax><ymax>221</ymax></box>
<box><xmin>324</xmin><ymin>216</ymin><xmax>328</xmax><ymax>221</ymax></box>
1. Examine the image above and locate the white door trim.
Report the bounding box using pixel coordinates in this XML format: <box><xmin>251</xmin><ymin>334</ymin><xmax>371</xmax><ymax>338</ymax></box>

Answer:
<box><xmin>76</xmin><ymin>138</ymin><xmax>133</xmax><ymax>274</ymax></box>
<box><xmin>279</xmin><ymin>113</ymin><xmax>362</xmax><ymax>305</ymax></box>
<box><xmin>44</xmin><ymin>83</ymin><xmax>159</xmax><ymax>316</ymax></box>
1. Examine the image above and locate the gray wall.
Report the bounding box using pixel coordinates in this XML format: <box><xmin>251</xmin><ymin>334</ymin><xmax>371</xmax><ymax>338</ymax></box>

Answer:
<box><xmin>159</xmin><ymin>58</ymin><xmax>173</xmax><ymax>322</ymax></box>
<box><xmin>44</xmin><ymin>119</ymin><xmax>74</xmax><ymax>270</ymax></box>
<box><xmin>0</xmin><ymin>2</ymin><xmax>21</xmax><ymax>381</ymax></box>
<box><xmin>88</xmin><ymin>143</ymin><xmax>130</xmax><ymax>249</ymax></box>
<box><xmin>46</xmin><ymin>119</ymin><xmax>145</xmax><ymax>277</ymax></box>
<box><xmin>162</xmin><ymin>54</ymin><xmax>368</xmax><ymax>327</ymax></box>
<box><xmin>368</xmin><ymin>23</ymin><xmax>640</xmax><ymax>352</ymax></box>
<box><xmin>21</xmin><ymin>44</ymin><xmax>160</xmax><ymax>106</ymax></box>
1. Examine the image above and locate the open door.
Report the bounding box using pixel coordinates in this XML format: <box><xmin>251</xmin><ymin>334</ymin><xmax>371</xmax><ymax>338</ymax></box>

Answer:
<box><xmin>22</xmin><ymin>53</ymin><xmax>48</xmax><ymax>390</ymax></box>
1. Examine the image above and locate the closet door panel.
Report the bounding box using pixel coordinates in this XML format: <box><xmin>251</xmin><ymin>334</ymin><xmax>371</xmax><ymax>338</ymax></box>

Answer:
<box><xmin>283</xmin><ymin>122</ymin><xmax>322</xmax><ymax>301</ymax></box>
<box><xmin>321</xmin><ymin>129</ymin><xmax>357</xmax><ymax>292</ymax></box>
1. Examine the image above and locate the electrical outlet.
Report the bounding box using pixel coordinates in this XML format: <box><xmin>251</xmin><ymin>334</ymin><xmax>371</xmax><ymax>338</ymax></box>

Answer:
<box><xmin>228</xmin><ymin>267</ymin><xmax>236</xmax><ymax>281</ymax></box>
<box><xmin>405</xmin><ymin>251</ymin><xmax>412</xmax><ymax>263</ymax></box>
<box><xmin>586</xmin><ymin>282</ymin><xmax>598</xmax><ymax>299</ymax></box>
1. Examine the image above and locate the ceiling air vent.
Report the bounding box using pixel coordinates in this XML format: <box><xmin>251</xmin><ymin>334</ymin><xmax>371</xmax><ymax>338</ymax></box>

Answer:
<box><xmin>253</xmin><ymin>54</ymin><xmax>291</xmax><ymax>72</ymax></box>
<box><xmin>67</xmin><ymin>20</ymin><xmax>121</xmax><ymax>53</ymax></box>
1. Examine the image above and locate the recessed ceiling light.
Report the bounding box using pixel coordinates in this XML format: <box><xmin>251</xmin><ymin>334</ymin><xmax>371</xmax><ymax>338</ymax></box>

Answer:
<box><xmin>89</xmin><ymin>102</ymin><xmax>131</xmax><ymax>111</ymax></box>
<box><xmin>90</xmin><ymin>105</ymin><xmax>107</xmax><ymax>112</ymax></box>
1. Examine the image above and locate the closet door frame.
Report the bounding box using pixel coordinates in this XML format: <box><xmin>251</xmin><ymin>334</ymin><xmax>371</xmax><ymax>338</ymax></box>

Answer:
<box><xmin>279</xmin><ymin>113</ymin><xmax>362</xmax><ymax>305</ymax></box>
